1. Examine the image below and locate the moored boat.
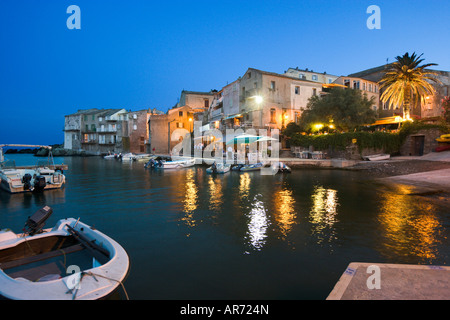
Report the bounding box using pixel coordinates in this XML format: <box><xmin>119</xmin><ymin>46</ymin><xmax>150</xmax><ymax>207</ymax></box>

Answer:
<box><xmin>0</xmin><ymin>145</ymin><xmax>66</xmax><ymax>194</ymax></box>
<box><xmin>363</xmin><ymin>154</ymin><xmax>391</xmax><ymax>161</ymax></box>
<box><xmin>121</xmin><ymin>153</ymin><xmax>136</xmax><ymax>161</ymax></box>
<box><xmin>271</xmin><ymin>161</ymin><xmax>291</xmax><ymax>173</ymax></box>
<box><xmin>145</xmin><ymin>158</ymin><xmax>195</xmax><ymax>169</ymax></box>
<box><xmin>206</xmin><ymin>163</ymin><xmax>231</xmax><ymax>174</ymax></box>
<box><xmin>0</xmin><ymin>207</ymin><xmax>130</xmax><ymax>300</ymax></box>
<box><xmin>240</xmin><ymin>163</ymin><xmax>263</xmax><ymax>172</ymax></box>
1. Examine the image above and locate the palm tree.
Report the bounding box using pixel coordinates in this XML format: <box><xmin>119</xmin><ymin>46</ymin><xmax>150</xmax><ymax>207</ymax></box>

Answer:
<box><xmin>379</xmin><ymin>52</ymin><xmax>441</xmax><ymax>120</ymax></box>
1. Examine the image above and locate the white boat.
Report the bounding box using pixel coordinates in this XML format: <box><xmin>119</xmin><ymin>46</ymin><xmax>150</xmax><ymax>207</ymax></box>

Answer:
<box><xmin>0</xmin><ymin>145</ymin><xmax>66</xmax><ymax>194</ymax></box>
<box><xmin>146</xmin><ymin>158</ymin><xmax>195</xmax><ymax>169</ymax></box>
<box><xmin>135</xmin><ymin>154</ymin><xmax>153</xmax><ymax>162</ymax></box>
<box><xmin>271</xmin><ymin>161</ymin><xmax>291</xmax><ymax>173</ymax></box>
<box><xmin>120</xmin><ymin>153</ymin><xmax>136</xmax><ymax>161</ymax></box>
<box><xmin>0</xmin><ymin>207</ymin><xmax>130</xmax><ymax>300</ymax></box>
<box><xmin>206</xmin><ymin>163</ymin><xmax>231</xmax><ymax>174</ymax></box>
<box><xmin>240</xmin><ymin>163</ymin><xmax>263</xmax><ymax>172</ymax></box>
<box><xmin>363</xmin><ymin>154</ymin><xmax>391</xmax><ymax>161</ymax></box>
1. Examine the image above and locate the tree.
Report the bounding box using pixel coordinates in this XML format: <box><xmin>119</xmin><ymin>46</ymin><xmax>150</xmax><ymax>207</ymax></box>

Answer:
<box><xmin>379</xmin><ymin>52</ymin><xmax>440</xmax><ymax>120</ymax></box>
<box><xmin>299</xmin><ymin>87</ymin><xmax>377</xmax><ymax>132</ymax></box>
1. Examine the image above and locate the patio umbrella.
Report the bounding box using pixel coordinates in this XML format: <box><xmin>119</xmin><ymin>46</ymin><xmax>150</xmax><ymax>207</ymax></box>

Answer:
<box><xmin>256</xmin><ymin>136</ymin><xmax>278</xmax><ymax>142</ymax></box>
<box><xmin>226</xmin><ymin>133</ymin><xmax>259</xmax><ymax>145</ymax></box>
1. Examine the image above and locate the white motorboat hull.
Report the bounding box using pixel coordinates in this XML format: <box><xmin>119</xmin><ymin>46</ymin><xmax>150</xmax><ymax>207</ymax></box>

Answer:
<box><xmin>157</xmin><ymin>159</ymin><xmax>195</xmax><ymax>169</ymax></box>
<box><xmin>0</xmin><ymin>168</ymin><xmax>65</xmax><ymax>194</ymax></box>
<box><xmin>206</xmin><ymin>164</ymin><xmax>231</xmax><ymax>174</ymax></box>
<box><xmin>364</xmin><ymin>154</ymin><xmax>391</xmax><ymax>161</ymax></box>
<box><xmin>0</xmin><ymin>218</ymin><xmax>129</xmax><ymax>300</ymax></box>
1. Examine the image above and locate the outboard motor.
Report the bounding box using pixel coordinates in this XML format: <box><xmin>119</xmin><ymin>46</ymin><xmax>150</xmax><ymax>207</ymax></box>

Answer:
<box><xmin>24</xmin><ymin>206</ymin><xmax>53</xmax><ymax>236</ymax></box>
<box><xmin>22</xmin><ymin>173</ymin><xmax>32</xmax><ymax>190</ymax></box>
<box><xmin>33</xmin><ymin>176</ymin><xmax>47</xmax><ymax>192</ymax></box>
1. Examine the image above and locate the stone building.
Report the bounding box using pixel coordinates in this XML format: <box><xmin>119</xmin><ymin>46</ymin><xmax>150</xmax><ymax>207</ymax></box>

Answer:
<box><xmin>64</xmin><ymin>108</ymin><xmax>98</xmax><ymax>151</ymax></box>
<box><xmin>349</xmin><ymin>65</ymin><xmax>450</xmax><ymax>120</ymax></box>
<box><xmin>127</xmin><ymin>109</ymin><xmax>151</xmax><ymax>154</ymax></box>
<box><xmin>284</xmin><ymin>67</ymin><xmax>339</xmax><ymax>84</ymax></box>
<box><xmin>148</xmin><ymin>105</ymin><xmax>199</xmax><ymax>155</ymax></box>
<box><xmin>236</xmin><ymin>68</ymin><xmax>324</xmax><ymax>131</ymax></box>
<box><xmin>64</xmin><ymin>108</ymin><xmax>150</xmax><ymax>155</ymax></box>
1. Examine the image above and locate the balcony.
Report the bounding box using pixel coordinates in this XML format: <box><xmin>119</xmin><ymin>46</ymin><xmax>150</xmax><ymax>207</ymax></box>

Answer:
<box><xmin>81</xmin><ymin>140</ymin><xmax>97</xmax><ymax>145</ymax></box>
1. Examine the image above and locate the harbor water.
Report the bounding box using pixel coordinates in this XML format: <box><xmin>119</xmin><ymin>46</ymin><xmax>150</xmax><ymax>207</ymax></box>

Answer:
<box><xmin>1</xmin><ymin>154</ymin><xmax>450</xmax><ymax>300</ymax></box>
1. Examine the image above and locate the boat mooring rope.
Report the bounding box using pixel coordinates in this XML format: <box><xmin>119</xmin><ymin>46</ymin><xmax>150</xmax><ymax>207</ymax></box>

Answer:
<box><xmin>71</xmin><ymin>271</ymin><xmax>130</xmax><ymax>300</ymax></box>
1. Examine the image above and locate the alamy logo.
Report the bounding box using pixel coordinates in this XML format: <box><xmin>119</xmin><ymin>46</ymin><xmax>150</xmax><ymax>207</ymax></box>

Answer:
<box><xmin>366</xmin><ymin>265</ymin><xmax>381</xmax><ymax>290</ymax></box>
<box><xmin>366</xmin><ymin>5</ymin><xmax>381</xmax><ymax>30</ymax></box>
<box><xmin>67</xmin><ymin>5</ymin><xmax>81</xmax><ymax>30</ymax></box>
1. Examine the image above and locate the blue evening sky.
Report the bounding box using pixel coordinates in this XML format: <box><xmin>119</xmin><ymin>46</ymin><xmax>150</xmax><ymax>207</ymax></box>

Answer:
<box><xmin>1</xmin><ymin>0</ymin><xmax>449</xmax><ymax>145</ymax></box>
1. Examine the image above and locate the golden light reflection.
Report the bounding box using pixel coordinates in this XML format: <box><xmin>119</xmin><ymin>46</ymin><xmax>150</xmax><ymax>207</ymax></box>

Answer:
<box><xmin>309</xmin><ymin>186</ymin><xmax>339</xmax><ymax>243</ymax></box>
<box><xmin>208</xmin><ymin>175</ymin><xmax>223</xmax><ymax>212</ymax></box>
<box><xmin>246</xmin><ymin>194</ymin><xmax>269</xmax><ymax>251</ymax></box>
<box><xmin>239</xmin><ymin>173</ymin><xmax>251</xmax><ymax>199</ymax></box>
<box><xmin>377</xmin><ymin>188</ymin><xmax>442</xmax><ymax>262</ymax></box>
<box><xmin>273</xmin><ymin>188</ymin><xmax>296</xmax><ymax>239</ymax></box>
<box><xmin>181</xmin><ymin>169</ymin><xmax>198</xmax><ymax>227</ymax></box>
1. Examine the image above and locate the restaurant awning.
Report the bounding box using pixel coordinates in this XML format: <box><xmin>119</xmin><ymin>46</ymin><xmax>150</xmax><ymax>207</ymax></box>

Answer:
<box><xmin>224</xmin><ymin>113</ymin><xmax>243</xmax><ymax>120</ymax></box>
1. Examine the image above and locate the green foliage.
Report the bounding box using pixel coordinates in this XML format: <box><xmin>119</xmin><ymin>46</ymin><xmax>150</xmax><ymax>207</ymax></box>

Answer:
<box><xmin>282</xmin><ymin>122</ymin><xmax>302</xmax><ymax>137</ymax></box>
<box><xmin>290</xmin><ymin>131</ymin><xmax>400</xmax><ymax>153</ymax></box>
<box><xmin>299</xmin><ymin>87</ymin><xmax>378</xmax><ymax>132</ymax></box>
<box><xmin>290</xmin><ymin>121</ymin><xmax>450</xmax><ymax>154</ymax></box>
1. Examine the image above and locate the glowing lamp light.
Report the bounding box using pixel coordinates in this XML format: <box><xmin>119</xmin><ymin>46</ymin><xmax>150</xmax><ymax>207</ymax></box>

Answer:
<box><xmin>255</xmin><ymin>96</ymin><xmax>264</xmax><ymax>104</ymax></box>
<box><xmin>314</xmin><ymin>124</ymin><xmax>324</xmax><ymax>130</ymax></box>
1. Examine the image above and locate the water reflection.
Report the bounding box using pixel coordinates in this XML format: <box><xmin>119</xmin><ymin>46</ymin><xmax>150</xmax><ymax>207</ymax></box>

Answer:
<box><xmin>377</xmin><ymin>186</ymin><xmax>442</xmax><ymax>263</ymax></box>
<box><xmin>245</xmin><ymin>194</ymin><xmax>269</xmax><ymax>251</ymax></box>
<box><xmin>273</xmin><ymin>187</ymin><xmax>296</xmax><ymax>240</ymax></box>
<box><xmin>309</xmin><ymin>186</ymin><xmax>339</xmax><ymax>243</ymax></box>
<box><xmin>208</xmin><ymin>176</ymin><xmax>223</xmax><ymax>212</ymax></box>
<box><xmin>181</xmin><ymin>169</ymin><xmax>198</xmax><ymax>227</ymax></box>
<box><xmin>239</xmin><ymin>173</ymin><xmax>251</xmax><ymax>199</ymax></box>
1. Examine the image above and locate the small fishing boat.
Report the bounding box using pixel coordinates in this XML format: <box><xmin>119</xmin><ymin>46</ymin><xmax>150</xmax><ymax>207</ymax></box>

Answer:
<box><xmin>363</xmin><ymin>154</ymin><xmax>391</xmax><ymax>161</ymax></box>
<box><xmin>206</xmin><ymin>163</ymin><xmax>231</xmax><ymax>174</ymax></box>
<box><xmin>121</xmin><ymin>153</ymin><xmax>136</xmax><ymax>162</ymax></box>
<box><xmin>271</xmin><ymin>161</ymin><xmax>291</xmax><ymax>173</ymax></box>
<box><xmin>240</xmin><ymin>163</ymin><xmax>263</xmax><ymax>172</ymax></box>
<box><xmin>0</xmin><ymin>206</ymin><xmax>130</xmax><ymax>300</ymax></box>
<box><xmin>231</xmin><ymin>164</ymin><xmax>244</xmax><ymax>171</ymax></box>
<box><xmin>103</xmin><ymin>153</ymin><xmax>118</xmax><ymax>160</ymax></box>
<box><xmin>146</xmin><ymin>158</ymin><xmax>195</xmax><ymax>169</ymax></box>
<box><xmin>0</xmin><ymin>145</ymin><xmax>66</xmax><ymax>194</ymax></box>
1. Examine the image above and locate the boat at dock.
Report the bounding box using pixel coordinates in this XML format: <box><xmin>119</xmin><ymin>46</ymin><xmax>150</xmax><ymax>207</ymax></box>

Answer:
<box><xmin>271</xmin><ymin>161</ymin><xmax>291</xmax><ymax>173</ymax></box>
<box><xmin>145</xmin><ymin>157</ymin><xmax>195</xmax><ymax>169</ymax></box>
<box><xmin>240</xmin><ymin>163</ymin><xmax>263</xmax><ymax>172</ymax></box>
<box><xmin>362</xmin><ymin>154</ymin><xmax>391</xmax><ymax>161</ymax></box>
<box><xmin>0</xmin><ymin>206</ymin><xmax>130</xmax><ymax>300</ymax></box>
<box><xmin>206</xmin><ymin>162</ymin><xmax>231</xmax><ymax>174</ymax></box>
<box><xmin>0</xmin><ymin>145</ymin><xmax>66</xmax><ymax>194</ymax></box>
<box><xmin>120</xmin><ymin>153</ymin><xmax>137</xmax><ymax>162</ymax></box>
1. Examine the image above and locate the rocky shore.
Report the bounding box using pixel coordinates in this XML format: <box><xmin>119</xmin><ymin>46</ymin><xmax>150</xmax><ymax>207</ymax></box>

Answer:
<box><xmin>351</xmin><ymin>159</ymin><xmax>450</xmax><ymax>178</ymax></box>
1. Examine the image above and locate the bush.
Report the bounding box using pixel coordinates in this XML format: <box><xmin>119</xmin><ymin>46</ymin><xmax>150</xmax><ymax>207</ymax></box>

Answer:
<box><xmin>290</xmin><ymin>131</ymin><xmax>399</xmax><ymax>153</ymax></box>
<box><xmin>290</xmin><ymin>120</ymin><xmax>450</xmax><ymax>155</ymax></box>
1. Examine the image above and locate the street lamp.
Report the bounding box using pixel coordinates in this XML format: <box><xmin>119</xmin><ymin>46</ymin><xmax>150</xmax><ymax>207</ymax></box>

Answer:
<box><xmin>189</xmin><ymin>117</ymin><xmax>193</xmax><ymax>132</ymax></box>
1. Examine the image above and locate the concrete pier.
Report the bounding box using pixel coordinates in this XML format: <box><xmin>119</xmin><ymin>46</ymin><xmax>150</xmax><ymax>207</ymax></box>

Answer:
<box><xmin>327</xmin><ymin>262</ymin><xmax>450</xmax><ymax>300</ymax></box>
